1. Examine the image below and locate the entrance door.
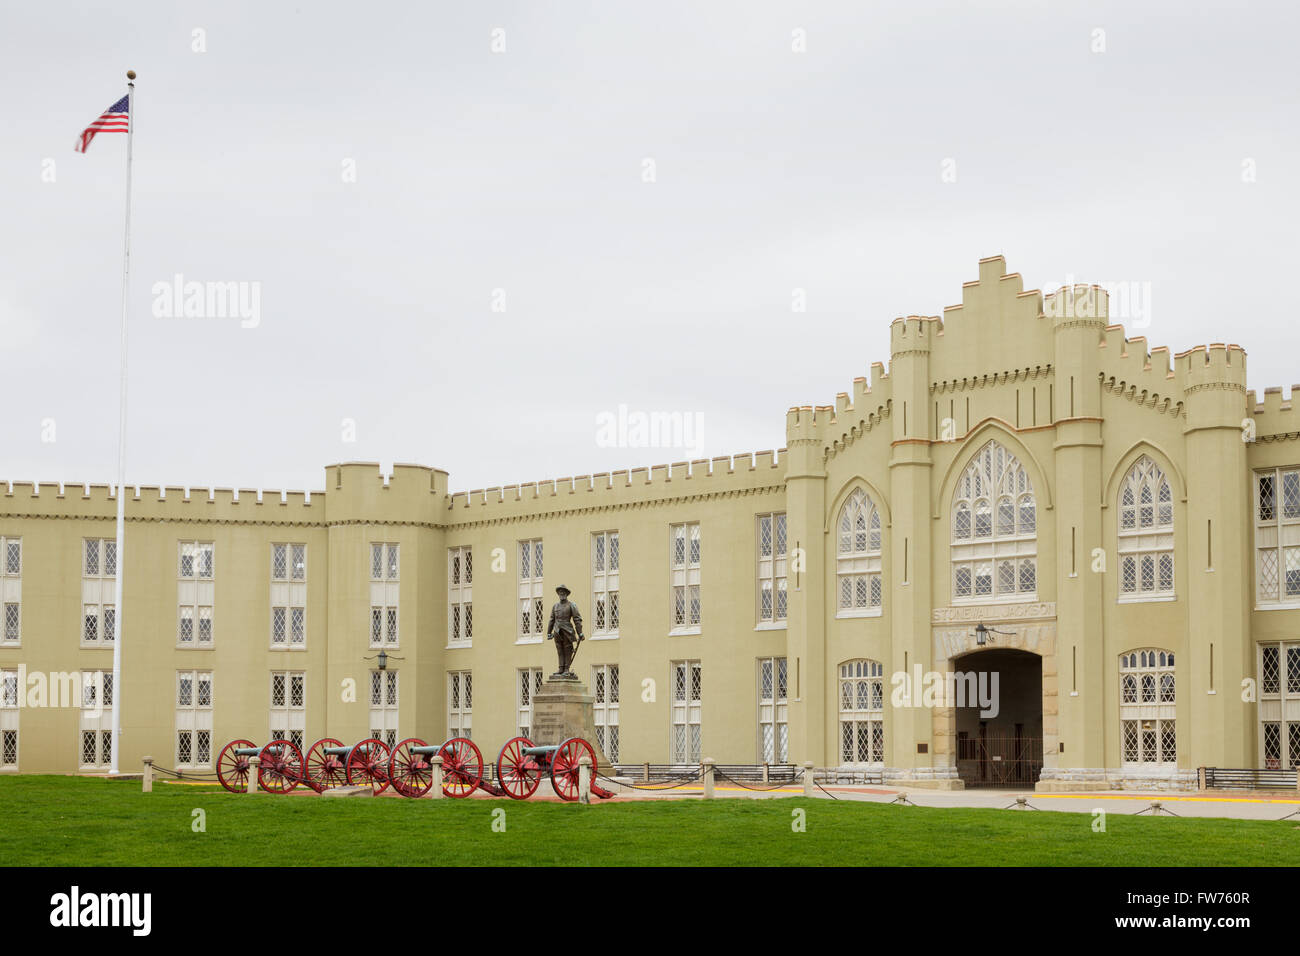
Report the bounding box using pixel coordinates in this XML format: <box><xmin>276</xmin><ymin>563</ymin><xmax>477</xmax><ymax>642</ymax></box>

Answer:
<box><xmin>953</xmin><ymin>649</ymin><xmax>1043</xmax><ymax>788</ymax></box>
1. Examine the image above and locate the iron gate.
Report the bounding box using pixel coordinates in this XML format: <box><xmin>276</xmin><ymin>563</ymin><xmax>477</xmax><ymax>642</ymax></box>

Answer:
<box><xmin>956</xmin><ymin>734</ymin><xmax>1043</xmax><ymax>788</ymax></box>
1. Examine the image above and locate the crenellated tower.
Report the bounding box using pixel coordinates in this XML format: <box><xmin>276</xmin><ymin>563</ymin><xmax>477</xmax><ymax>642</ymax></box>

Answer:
<box><xmin>887</xmin><ymin>315</ymin><xmax>938</xmax><ymax>778</ymax></box>
<box><xmin>1180</xmin><ymin>344</ymin><xmax>1251</xmax><ymax>767</ymax></box>
<box><xmin>1049</xmin><ymin>284</ymin><xmax>1108</xmax><ymax>781</ymax></box>
<box><xmin>784</xmin><ymin>404</ymin><xmax>834</xmax><ymax>763</ymax></box>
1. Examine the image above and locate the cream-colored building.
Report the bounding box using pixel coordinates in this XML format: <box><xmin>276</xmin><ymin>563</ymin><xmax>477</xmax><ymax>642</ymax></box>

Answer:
<box><xmin>3</xmin><ymin>256</ymin><xmax>1297</xmax><ymax>790</ymax></box>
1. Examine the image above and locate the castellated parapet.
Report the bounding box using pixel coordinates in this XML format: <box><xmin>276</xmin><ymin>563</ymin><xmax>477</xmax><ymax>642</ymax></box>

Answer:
<box><xmin>1</xmin><ymin>479</ymin><xmax>324</xmax><ymax>524</ymax></box>
<box><xmin>444</xmin><ymin>450</ymin><xmax>786</xmax><ymax>524</ymax></box>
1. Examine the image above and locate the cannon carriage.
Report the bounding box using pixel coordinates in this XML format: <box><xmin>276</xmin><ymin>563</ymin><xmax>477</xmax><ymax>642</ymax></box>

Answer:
<box><xmin>387</xmin><ymin>736</ymin><xmax>506</xmax><ymax>798</ymax></box>
<box><xmin>496</xmin><ymin>735</ymin><xmax>615</xmax><ymax>801</ymax></box>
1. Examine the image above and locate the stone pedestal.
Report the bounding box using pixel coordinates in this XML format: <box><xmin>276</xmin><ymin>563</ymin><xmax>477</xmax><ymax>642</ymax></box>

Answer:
<box><xmin>532</xmin><ymin>676</ymin><xmax>614</xmax><ymax>775</ymax></box>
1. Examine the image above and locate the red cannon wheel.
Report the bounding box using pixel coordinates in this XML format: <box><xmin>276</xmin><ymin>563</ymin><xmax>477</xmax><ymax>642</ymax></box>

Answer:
<box><xmin>388</xmin><ymin>737</ymin><xmax>435</xmax><ymax>797</ymax></box>
<box><xmin>551</xmin><ymin>737</ymin><xmax>597</xmax><ymax>802</ymax></box>
<box><xmin>346</xmin><ymin>738</ymin><xmax>392</xmax><ymax>795</ymax></box>
<box><xmin>304</xmin><ymin>737</ymin><xmax>348</xmax><ymax>793</ymax></box>
<box><xmin>216</xmin><ymin>739</ymin><xmax>257</xmax><ymax>793</ymax></box>
<box><xmin>496</xmin><ymin>736</ymin><xmax>541</xmax><ymax>800</ymax></box>
<box><xmin>438</xmin><ymin>737</ymin><xmax>483</xmax><ymax>798</ymax></box>
<box><xmin>258</xmin><ymin>739</ymin><xmax>304</xmax><ymax>794</ymax></box>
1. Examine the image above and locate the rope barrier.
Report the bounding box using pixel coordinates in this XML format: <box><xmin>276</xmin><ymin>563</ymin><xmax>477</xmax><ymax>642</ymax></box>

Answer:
<box><xmin>711</xmin><ymin>766</ymin><xmax>802</xmax><ymax>792</ymax></box>
<box><xmin>595</xmin><ymin>768</ymin><xmax>702</xmax><ymax>791</ymax></box>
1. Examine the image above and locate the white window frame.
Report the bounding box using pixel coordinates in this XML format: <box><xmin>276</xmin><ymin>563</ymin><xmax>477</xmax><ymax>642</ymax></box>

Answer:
<box><xmin>670</xmin><ymin>660</ymin><xmax>702</xmax><ymax>763</ymax></box>
<box><xmin>79</xmin><ymin>670</ymin><xmax>115</xmax><ymax>769</ymax></box>
<box><xmin>0</xmin><ymin>668</ymin><xmax>19</xmax><ymax>769</ymax></box>
<box><xmin>176</xmin><ymin>670</ymin><xmax>213</xmax><ymax>768</ymax></box>
<box><xmin>756</xmin><ymin>513</ymin><xmax>789</xmax><ymax>628</ymax></box>
<box><xmin>1259</xmin><ymin>641</ymin><xmax>1300</xmax><ymax>770</ymax></box>
<box><xmin>592</xmin><ymin>664</ymin><xmax>620</xmax><ymax>762</ymax></box>
<box><xmin>177</xmin><ymin>541</ymin><xmax>215</xmax><ymax>647</ymax></box>
<box><xmin>1254</xmin><ymin>468</ymin><xmax>1300</xmax><ymax>608</ymax></box>
<box><xmin>758</xmin><ymin>657</ymin><xmax>789</xmax><ymax>763</ymax></box>
<box><xmin>1117</xmin><ymin>457</ymin><xmax>1175</xmax><ymax>602</ymax></box>
<box><xmin>369</xmin><ymin>669</ymin><xmax>399</xmax><ymax>747</ymax></box>
<box><xmin>839</xmin><ymin>660</ymin><xmax>884</xmax><ymax>767</ymax></box>
<box><xmin>81</xmin><ymin>538</ymin><xmax>117</xmax><ymax>648</ymax></box>
<box><xmin>517</xmin><ymin>539</ymin><xmax>545</xmax><ymax>643</ymax></box>
<box><xmin>516</xmin><ymin>667</ymin><xmax>543</xmax><ymax>738</ymax></box>
<box><xmin>270</xmin><ymin>543</ymin><xmax>307</xmax><ymax>650</ymax></box>
<box><xmin>950</xmin><ymin>441</ymin><xmax>1037</xmax><ymax>605</ymax></box>
<box><xmin>591</xmin><ymin>531</ymin><xmax>620</xmax><ymax>639</ymax></box>
<box><xmin>1</xmin><ymin>537</ymin><xmax>22</xmax><ymax>647</ymax></box>
<box><xmin>369</xmin><ymin>542</ymin><xmax>400</xmax><ymax>649</ymax></box>
<box><xmin>1119</xmin><ymin>650</ymin><xmax>1177</xmax><ymax>768</ymax></box>
<box><xmin>670</xmin><ymin>523</ymin><xmax>701</xmax><ymax>635</ymax></box>
<box><xmin>835</xmin><ymin>491</ymin><xmax>883</xmax><ymax>618</ymax></box>
<box><xmin>447</xmin><ymin>670</ymin><xmax>472</xmax><ymax>739</ymax></box>
<box><xmin>448</xmin><ymin>546</ymin><xmax>473</xmax><ymax>646</ymax></box>
<box><xmin>270</xmin><ymin>670</ymin><xmax>306</xmax><ymax>751</ymax></box>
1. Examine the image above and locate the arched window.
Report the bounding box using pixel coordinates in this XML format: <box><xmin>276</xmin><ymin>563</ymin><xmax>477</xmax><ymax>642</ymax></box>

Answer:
<box><xmin>836</xmin><ymin>488</ymin><xmax>883</xmax><ymax>616</ymax></box>
<box><xmin>838</xmin><ymin>660</ymin><xmax>884</xmax><ymax>765</ymax></box>
<box><xmin>1119</xmin><ymin>650</ymin><xmax>1176</xmax><ymax>766</ymax></box>
<box><xmin>1118</xmin><ymin>456</ymin><xmax>1175</xmax><ymax>599</ymax></box>
<box><xmin>951</xmin><ymin>440</ymin><xmax>1036</xmax><ymax>602</ymax></box>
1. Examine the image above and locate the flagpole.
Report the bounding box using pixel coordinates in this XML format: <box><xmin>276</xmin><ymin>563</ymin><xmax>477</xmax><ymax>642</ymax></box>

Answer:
<box><xmin>109</xmin><ymin>69</ymin><xmax>135</xmax><ymax>774</ymax></box>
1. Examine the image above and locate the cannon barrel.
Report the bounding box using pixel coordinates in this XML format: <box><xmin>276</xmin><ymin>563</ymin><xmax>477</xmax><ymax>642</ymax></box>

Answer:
<box><xmin>522</xmin><ymin>745</ymin><xmax>559</xmax><ymax>758</ymax></box>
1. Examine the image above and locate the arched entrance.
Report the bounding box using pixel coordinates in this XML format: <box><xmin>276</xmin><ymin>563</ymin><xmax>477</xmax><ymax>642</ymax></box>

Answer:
<box><xmin>951</xmin><ymin>648</ymin><xmax>1043</xmax><ymax>788</ymax></box>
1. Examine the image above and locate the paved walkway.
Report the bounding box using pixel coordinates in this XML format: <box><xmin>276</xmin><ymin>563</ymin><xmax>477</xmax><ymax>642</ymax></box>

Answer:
<box><xmin>603</xmin><ymin>781</ymin><xmax>1300</xmax><ymax>820</ymax></box>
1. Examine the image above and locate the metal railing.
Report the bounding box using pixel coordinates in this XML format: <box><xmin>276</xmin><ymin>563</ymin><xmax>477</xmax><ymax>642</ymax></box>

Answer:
<box><xmin>613</xmin><ymin>763</ymin><xmax>798</xmax><ymax>784</ymax></box>
<box><xmin>1203</xmin><ymin>767</ymin><xmax>1298</xmax><ymax>790</ymax></box>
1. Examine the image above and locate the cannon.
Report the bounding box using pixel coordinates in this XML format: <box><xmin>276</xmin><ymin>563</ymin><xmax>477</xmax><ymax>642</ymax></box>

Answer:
<box><xmin>305</xmin><ymin>737</ymin><xmax>392</xmax><ymax>794</ymax></box>
<box><xmin>215</xmin><ymin>738</ymin><xmax>305</xmax><ymax>794</ymax></box>
<box><xmin>387</xmin><ymin>737</ymin><xmax>504</xmax><ymax>798</ymax></box>
<box><xmin>495</xmin><ymin>736</ymin><xmax>615</xmax><ymax>801</ymax></box>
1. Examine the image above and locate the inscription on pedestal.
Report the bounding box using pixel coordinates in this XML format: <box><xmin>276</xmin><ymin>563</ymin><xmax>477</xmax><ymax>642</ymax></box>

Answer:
<box><xmin>531</xmin><ymin>678</ymin><xmax>613</xmax><ymax>773</ymax></box>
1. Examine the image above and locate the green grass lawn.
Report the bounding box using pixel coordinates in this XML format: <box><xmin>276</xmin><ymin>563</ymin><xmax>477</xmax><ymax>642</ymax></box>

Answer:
<box><xmin>0</xmin><ymin>775</ymin><xmax>1295</xmax><ymax>866</ymax></box>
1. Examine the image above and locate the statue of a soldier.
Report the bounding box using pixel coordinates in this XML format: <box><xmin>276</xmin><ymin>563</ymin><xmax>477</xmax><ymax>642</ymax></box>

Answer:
<box><xmin>546</xmin><ymin>585</ymin><xmax>584</xmax><ymax>678</ymax></box>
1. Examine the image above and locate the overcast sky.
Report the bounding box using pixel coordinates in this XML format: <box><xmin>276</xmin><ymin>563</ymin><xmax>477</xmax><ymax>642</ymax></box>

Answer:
<box><xmin>3</xmin><ymin>1</ymin><xmax>1297</xmax><ymax>495</ymax></box>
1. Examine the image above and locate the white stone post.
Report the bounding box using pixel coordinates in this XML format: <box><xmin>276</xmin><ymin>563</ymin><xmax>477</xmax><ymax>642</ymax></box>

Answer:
<box><xmin>762</xmin><ymin>762</ymin><xmax>769</xmax><ymax>783</ymax></box>
<box><xmin>430</xmin><ymin>756</ymin><xmax>444</xmax><ymax>799</ymax></box>
<box><xmin>803</xmin><ymin>761</ymin><xmax>815</xmax><ymax>797</ymax></box>
<box><xmin>142</xmin><ymin>756</ymin><xmax>153</xmax><ymax>793</ymax></box>
<box><xmin>248</xmin><ymin>756</ymin><xmax>261</xmax><ymax>795</ymax></box>
<box><xmin>702</xmin><ymin>758</ymin><xmax>715</xmax><ymax>799</ymax></box>
<box><xmin>579</xmin><ymin>756</ymin><xmax>592</xmax><ymax>804</ymax></box>
<box><xmin>643</xmin><ymin>761</ymin><xmax>650</xmax><ymax>782</ymax></box>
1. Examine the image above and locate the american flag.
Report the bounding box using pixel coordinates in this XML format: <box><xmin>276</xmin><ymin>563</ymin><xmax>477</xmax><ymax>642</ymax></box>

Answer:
<box><xmin>74</xmin><ymin>94</ymin><xmax>129</xmax><ymax>153</ymax></box>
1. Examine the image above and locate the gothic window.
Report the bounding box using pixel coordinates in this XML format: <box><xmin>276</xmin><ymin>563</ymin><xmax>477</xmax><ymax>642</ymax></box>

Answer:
<box><xmin>951</xmin><ymin>441</ymin><xmax>1036</xmax><ymax>603</ymax></box>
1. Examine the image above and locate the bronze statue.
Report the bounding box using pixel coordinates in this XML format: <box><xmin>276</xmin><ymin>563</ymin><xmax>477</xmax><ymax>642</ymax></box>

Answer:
<box><xmin>546</xmin><ymin>585</ymin><xmax>584</xmax><ymax>677</ymax></box>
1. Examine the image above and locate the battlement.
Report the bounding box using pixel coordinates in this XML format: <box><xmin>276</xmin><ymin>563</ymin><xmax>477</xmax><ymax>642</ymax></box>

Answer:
<box><xmin>889</xmin><ymin>315</ymin><xmax>943</xmax><ymax>354</ymax></box>
<box><xmin>0</xmin><ymin>479</ymin><xmax>325</xmax><ymax>522</ymax></box>
<box><xmin>1245</xmin><ymin>384</ymin><xmax>1300</xmax><ymax>438</ymax></box>
<box><xmin>1177</xmin><ymin>343</ymin><xmax>1248</xmax><ymax>390</ymax></box>
<box><xmin>443</xmin><ymin>450</ymin><xmax>786</xmax><ymax>522</ymax></box>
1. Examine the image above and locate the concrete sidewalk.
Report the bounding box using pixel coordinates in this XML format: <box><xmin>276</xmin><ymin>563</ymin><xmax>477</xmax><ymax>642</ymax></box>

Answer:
<box><xmin>612</xmin><ymin>780</ymin><xmax>1300</xmax><ymax>820</ymax></box>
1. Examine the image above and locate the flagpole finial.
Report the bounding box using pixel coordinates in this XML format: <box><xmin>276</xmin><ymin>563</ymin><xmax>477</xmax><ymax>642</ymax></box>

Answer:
<box><xmin>127</xmin><ymin>70</ymin><xmax>136</xmax><ymax>81</ymax></box>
